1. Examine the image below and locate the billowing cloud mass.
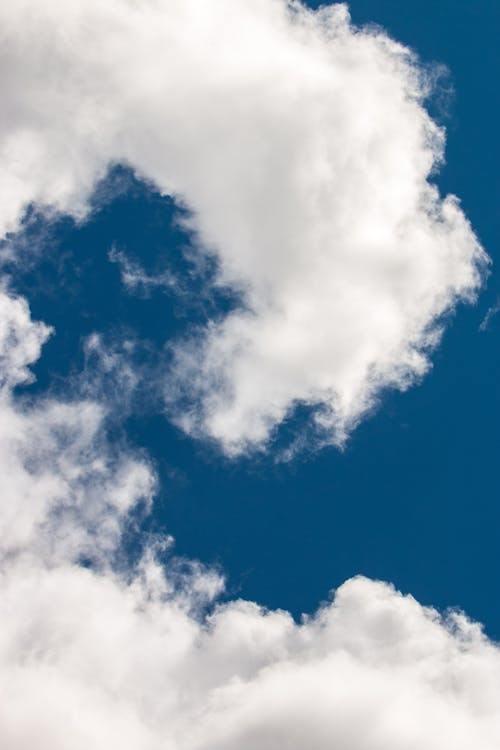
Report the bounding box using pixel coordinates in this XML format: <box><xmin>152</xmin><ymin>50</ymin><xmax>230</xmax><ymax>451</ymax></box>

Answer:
<box><xmin>0</xmin><ymin>293</ymin><xmax>500</xmax><ymax>750</ymax></box>
<box><xmin>0</xmin><ymin>0</ymin><xmax>486</xmax><ymax>453</ymax></box>
<box><xmin>0</xmin><ymin>1</ymin><xmax>497</xmax><ymax>747</ymax></box>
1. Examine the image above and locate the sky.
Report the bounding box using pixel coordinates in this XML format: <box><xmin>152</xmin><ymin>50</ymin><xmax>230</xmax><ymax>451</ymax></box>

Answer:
<box><xmin>0</xmin><ymin>1</ymin><xmax>499</xmax><ymax>748</ymax></box>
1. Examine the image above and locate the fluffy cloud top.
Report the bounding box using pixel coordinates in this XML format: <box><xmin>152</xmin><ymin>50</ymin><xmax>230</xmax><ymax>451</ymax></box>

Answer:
<box><xmin>8</xmin><ymin>553</ymin><xmax>500</xmax><ymax>750</ymax></box>
<box><xmin>0</xmin><ymin>0</ymin><xmax>486</xmax><ymax>453</ymax></box>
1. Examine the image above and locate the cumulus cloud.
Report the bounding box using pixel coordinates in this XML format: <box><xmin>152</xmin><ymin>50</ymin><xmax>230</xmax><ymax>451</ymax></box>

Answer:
<box><xmin>3</xmin><ymin>545</ymin><xmax>500</xmax><ymax>748</ymax></box>
<box><xmin>0</xmin><ymin>0</ymin><xmax>486</xmax><ymax>454</ymax></box>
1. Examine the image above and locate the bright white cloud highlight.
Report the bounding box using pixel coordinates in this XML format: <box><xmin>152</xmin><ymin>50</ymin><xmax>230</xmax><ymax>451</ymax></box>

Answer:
<box><xmin>0</xmin><ymin>0</ymin><xmax>486</xmax><ymax>454</ymax></box>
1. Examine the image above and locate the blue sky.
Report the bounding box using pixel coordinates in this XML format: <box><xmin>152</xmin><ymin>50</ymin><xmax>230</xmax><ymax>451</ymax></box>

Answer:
<box><xmin>1</xmin><ymin>2</ymin><xmax>500</xmax><ymax>747</ymax></box>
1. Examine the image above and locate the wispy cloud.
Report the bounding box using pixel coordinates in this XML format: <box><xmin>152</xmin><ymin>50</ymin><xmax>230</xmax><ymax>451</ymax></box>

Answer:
<box><xmin>479</xmin><ymin>298</ymin><xmax>500</xmax><ymax>331</ymax></box>
<box><xmin>109</xmin><ymin>245</ymin><xmax>177</xmax><ymax>297</ymax></box>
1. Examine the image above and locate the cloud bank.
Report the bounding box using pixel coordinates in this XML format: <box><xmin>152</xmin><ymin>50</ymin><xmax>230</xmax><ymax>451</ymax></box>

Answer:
<box><xmin>0</xmin><ymin>0</ymin><xmax>486</xmax><ymax>453</ymax></box>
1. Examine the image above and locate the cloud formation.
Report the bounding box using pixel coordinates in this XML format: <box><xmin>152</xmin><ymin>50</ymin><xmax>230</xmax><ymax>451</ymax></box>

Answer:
<box><xmin>0</xmin><ymin>0</ymin><xmax>486</xmax><ymax>453</ymax></box>
<box><xmin>0</xmin><ymin>288</ymin><xmax>498</xmax><ymax>749</ymax></box>
<box><xmin>3</xmin><ymin>561</ymin><xmax>500</xmax><ymax>750</ymax></box>
<box><xmin>1</xmin><ymin>3</ymin><xmax>498</xmax><ymax>746</ymax></box>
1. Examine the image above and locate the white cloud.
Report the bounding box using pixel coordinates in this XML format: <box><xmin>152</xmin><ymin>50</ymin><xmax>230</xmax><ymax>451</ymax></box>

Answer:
<box><xmin>2</xmin><ymin>562</ymin><xmax>500</xmax><ymax>749</ymax></box>
<box><xmin>0</xmin><ymin>0</ymin><xmax>486</xmax><ymax>453</ymax></box>
<box><xmin>0</xmin><ymin>289</ymin><xmax>51</xmax><ymax>389</ymax></box>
